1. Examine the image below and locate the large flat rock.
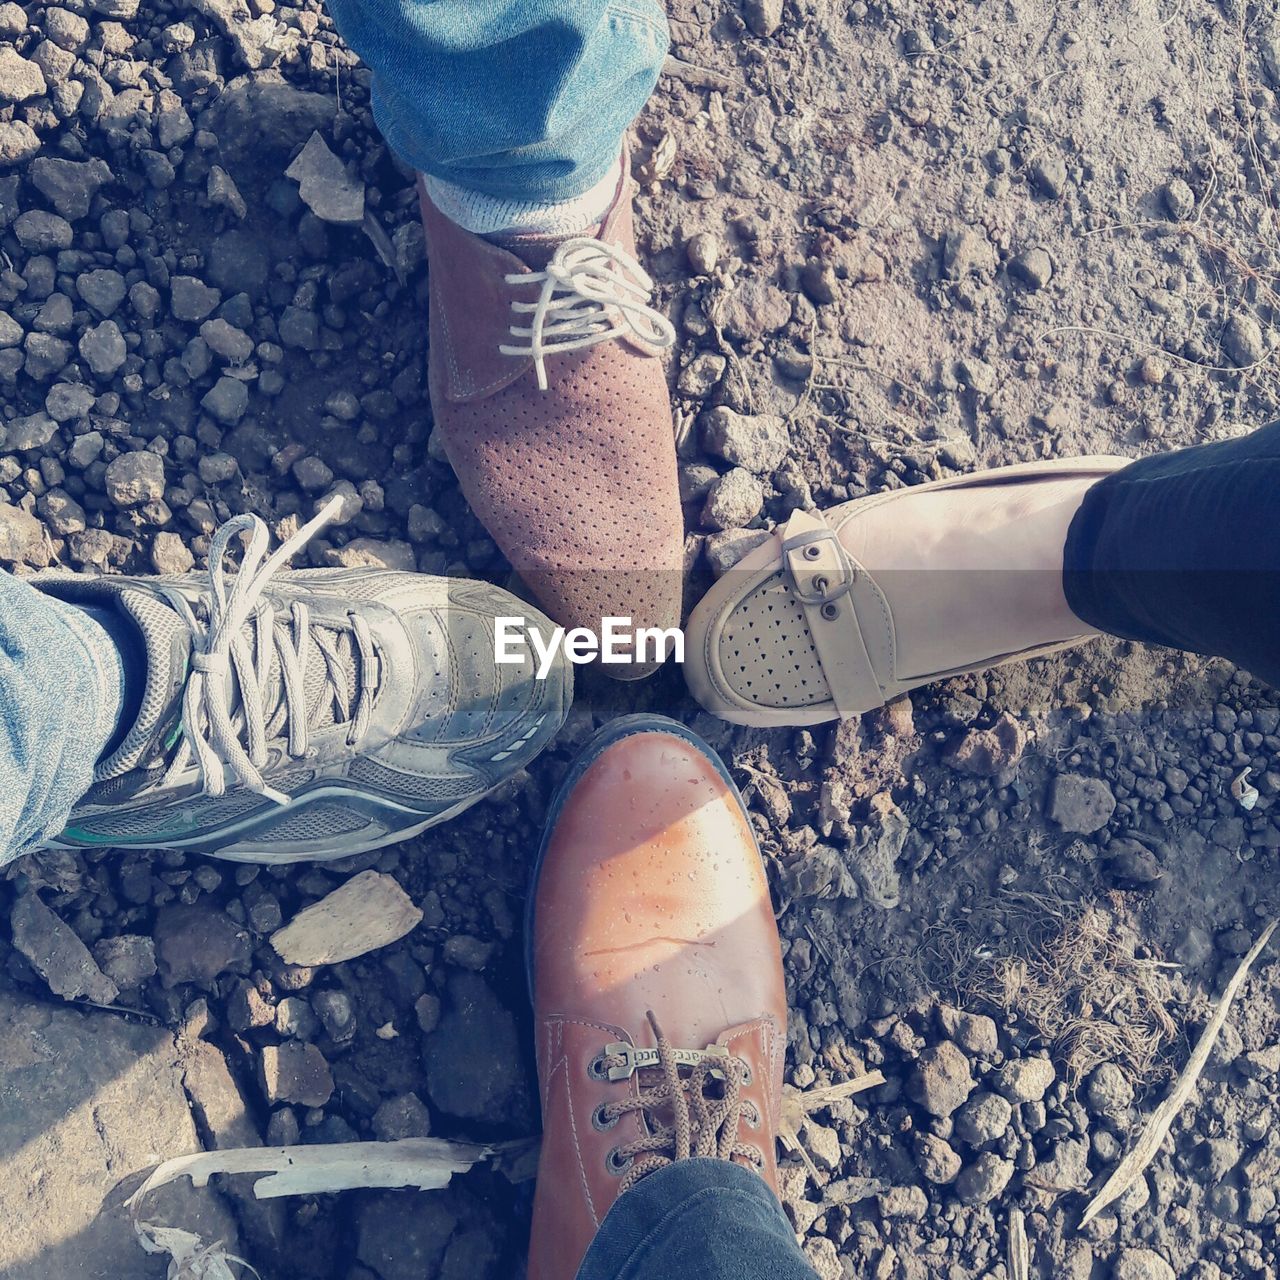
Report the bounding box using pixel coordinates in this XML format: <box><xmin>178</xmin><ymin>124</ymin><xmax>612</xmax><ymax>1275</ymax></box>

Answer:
<box><xmin>0</xmin><ymin>986</ymin><xmax>241</xmax><ymax>1279</ymax></box>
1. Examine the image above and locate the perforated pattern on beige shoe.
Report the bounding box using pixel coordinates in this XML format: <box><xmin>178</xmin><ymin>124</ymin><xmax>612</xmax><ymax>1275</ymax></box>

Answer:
<box><xmin>435</xmin><ymin>340</ymin><xmax>683</xmax><ymax>634</ymax></box>
<box><xmin>717</xmin><ymin>575</ymin><xmax>828</xmax><ymax>709</ymax></box>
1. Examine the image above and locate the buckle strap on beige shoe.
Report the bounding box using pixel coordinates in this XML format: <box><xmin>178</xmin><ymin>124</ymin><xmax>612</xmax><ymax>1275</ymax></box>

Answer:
<box><xmin>778</xmin><ymin>510</ymin><xmax>882</xmax><ymax>719</ymax></box>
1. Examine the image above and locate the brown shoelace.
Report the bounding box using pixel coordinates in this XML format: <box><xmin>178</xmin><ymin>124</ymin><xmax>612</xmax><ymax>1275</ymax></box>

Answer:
<box><xmin>596</xmin><ymin>1012</ymin><xmax>765</xmax><ymax>1192</ymax></box>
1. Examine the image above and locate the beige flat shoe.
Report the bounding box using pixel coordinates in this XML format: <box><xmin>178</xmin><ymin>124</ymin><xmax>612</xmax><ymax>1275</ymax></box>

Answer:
<box><xmin>684</xmin><ymin>456</ymin><xmax>1129</xmax><ymax>727</ymax></box>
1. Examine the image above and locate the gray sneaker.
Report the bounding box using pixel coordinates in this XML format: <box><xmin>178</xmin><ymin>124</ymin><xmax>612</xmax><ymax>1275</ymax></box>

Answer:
<box><xmin>38</xmin><ymin>503</ymin><xmax>572</xmax><ymax>862</ymax></box>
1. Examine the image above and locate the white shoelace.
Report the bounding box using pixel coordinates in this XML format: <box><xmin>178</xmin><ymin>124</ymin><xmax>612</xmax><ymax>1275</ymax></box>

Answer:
<box><xmin>160</xmin><ymin>499</ymin><xmax>376</xmax><ymax>805</ymax></box>
<box><xmin>499</xmin><ymin>238</ymin><xmax>677</xmax><ymax>391</ymax></box>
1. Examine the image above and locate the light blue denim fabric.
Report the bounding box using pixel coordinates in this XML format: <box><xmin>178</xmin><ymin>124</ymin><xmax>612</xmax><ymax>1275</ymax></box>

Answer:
<box><xmin>575</xmin><ymin>1158</ymin><xmax>816</xmax><ymax>1280</ymax></box>
<box><xmin>0</xmin><ymin>573</ymin><xmax>122</xmax><ymax>861</ymax></box>
<box><xmin>324</xmin><ymin>0</ymin><xmax>669</xmax><ymax>201</ymax></box>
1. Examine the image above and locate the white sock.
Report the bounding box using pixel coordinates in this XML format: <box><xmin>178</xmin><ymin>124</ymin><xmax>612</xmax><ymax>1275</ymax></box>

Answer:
<box><xmin>424</xmin><ymin>157</ymin><xmax>622</xmax><ymax>239</ymax></box>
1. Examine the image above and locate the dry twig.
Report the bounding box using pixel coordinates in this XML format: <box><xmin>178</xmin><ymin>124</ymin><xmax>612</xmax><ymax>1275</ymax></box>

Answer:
<box><xmin>1008</xmin><ymin>1208</ymin><xmax>1030</xmax><ymax>1280</ymax></box>
<box><xmin>1079</xmin><ymin>919</ymin><xmax>1278</xmax><ymax>1226</ymax></box>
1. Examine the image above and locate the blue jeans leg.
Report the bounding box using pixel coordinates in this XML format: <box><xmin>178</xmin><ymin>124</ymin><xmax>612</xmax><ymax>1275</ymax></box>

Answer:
<box><xmin>324</xmin><ymin>0</ymin><xmax>669</xmax><ymax>201</ymax></box>
<box><xmin>0</xmin><ymin>573</ymin><xmax>122</xmax><ymax>861</ymax></box>
<box><xmin>574</xmin><ymin>1159</ymin><xmax>816</xmax><ymax>1280</ymax></box>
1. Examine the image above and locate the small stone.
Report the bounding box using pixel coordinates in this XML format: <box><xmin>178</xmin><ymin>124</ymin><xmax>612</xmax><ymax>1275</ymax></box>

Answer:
<box><xmin>804</xmin><ymin>1120</ymin><xmax>842</xmax><ymax>1171</ymax></box>
<box><xmin>29</xmin><ymin>156</ymin><xmax>112</xmax><ymax>220</ymax></box>
<box><xmin>1088</xmin><ymin>1062</ymin><xmax>1134</xmax><ymax>1117</ymax></box>
<box><xmin>954</xmin><ymin>1091</ymin><xmax>1013</xmax><ymax>1146</ymax></box>
<box><xmin>0</xmin><ymin>2</ymin><xmax>24</xmax><ymax>38</ymax></box>
<box><xmin>170</xmin><ymin>275</ymin><xmax>222</xmax><ymax>323</ymax></box>
<box><xmin>197</xmin><ymin>452</ymin><xmax>239</xmax><ymax>484</ymax></box>
<box><xmin>37</xmin><ymin>489</ymin><xmax>85</xmax><ymax>536</ymax></box>
<box><xmin>372</xmin><ymin>1093</ymin><xmax>432</xmax><ymax>1141</ymax></box>
<box><xmin>67</xmin><ymin>430</ymin><xmax>104</xmax><ymax>468</ymax></box>
<box><xmin>11</xmin><ymin>891</ymin><xmax>120</xmax><ymax>1004</ymax></box>
<box><xmin>1031</xmin><ymin>154</ymin><xmax>1069</xmax><ymax>199</ymax></box>
<box><xmin>275</xmin><ymin>996</ymin><xmax>319</xmax><ymax>1040</ymax></box>
<box><xmin>1114</xmin><ymin>1248</ymin><xmax>1175</xmax><ymax>1280</ymax></box>
<box><xmin>996</xmin><ymin>1055</ymin><xmax>1056</xmax><ymax>1103</ymax></box>
<box><xmin>79</xmin><ymin>321</ymin><xmax>127</xmax><ymax>377</ymax></box>
<box><xmin>278</xmin><ymin>305</ymin><xmax>319</xmax><ymax>350</ymax></box>
<box><xmin>1136</xmin><ymin>354</ymin><xmax>1166</xmax><ymax>386</ymax></box>
<box><xmin>937</xmin><ymin>1006</ymin><xmax>998</xmax><ymax>1056</ymax></box>
<box><xmin>271</xmin><ymin>871</ymin><xmax>423</xmax><ymax>967</ymax></box>
<box><xmin>24</xmin><ymin>333</ymin><xmax>72</xmax><ymax>382</ymax></box>
<box><xmin>201</xmin><ymin>376</ymin><xmax>249</xmax><ymax>424</ymax></box>
<box><xmin>877</xmin><ymin>1185</ymin><xmax>928</xmax><ymax>1220</ymax></box>
<box><xmin>105</xmin><ymin>451</ymin><xmax>165</xmax><ymax>507</ymax></box>
<box><xmin>228</xmin><ymin>980</ymin><xmax>275</xmax><ymax>1032</ymax></box>
<box><xmin>1161</xmin><ymin>178</ymin><xmax>1195</xmax><ymax>221</ymax></box>
<box><xmin>909</xmin><ymin>1041</ymin><xmax>976</xmax><ymax>1118</ymax></box>
<box><xmin>14</xmin><ymin>211</ymin><xmax>74</xmax><ymax>253</ymax></box>
<box><xmin>916</xmin><ymin>1133</ymin><xmax>961</xmax><ymax>1184</ymax></box>
<box><xmin>742</xmin><ymin>0</ymin><xmax>784</xmax><ymax>36</ymax></box>
<box><xmin>292</xmin><ymin>455</ymin><xmax>334</xmax><ymax>493</ymax></box>
<box><xmin>719</xmin><ymin>280</ymin><xmax>792</xmax><ymax>343</ymax></box>
<box><xmin>0</xmin><ymin>48</ymin><xmax>47</xmax><ymax>102</ymax></box>
<box><xmin>45</xmin><ymin>8</ymin><xmax>91</xmax><ymax>51</ymax></box>
<box><xmin>200</xmin><ymin>318</ymin><xmax>253</xmax><ymax>363</ymax></box>
<box><xmin>800</xmin><ymin>259</ymin><xmax>838</xmax><ymax>304</ymax></box>
<box><xmin>944</xmin><ymin>712</ymin><xmax>1026</xmax><ymax>775</ymax></box>
<box><xmin>686</xmin><ymin>231</ymin><xmax>721</xmax><ymax>274</ymax></box>
<box><xmin>151</xmin><ymin>531</ymin><xmax>194</xmax><ymax>574</ymax></box>
<box><xmin>91</xmin><ymin>934</ymin><xmax>157</xmax><ymax>989</ymax></box>
<box><xmin>702</xmin><ymin>468</ymin><xmax>764</xmax><ymax>530</ymax></box>
<box><xmin>442</xmin><ymin>935</ymin><xmax>494</xmax><ymax>972</ymax></box>
<box><xmin>207</xmin><ymin>165</ymin><xmax>248</xmax><ymax>220</ymax></box>
<box><xmin>321</xmin><ymin>538</ymin><xmax>417</xmax><ymax>572</ymax></box>
<box><xmin>0</xmin><ymin>503</ymin><xmax>44</xmax><ymax>563</ymax></box>
<box><xmin>1048</xmin><ymin>774</ymin><xmax>1116</xmax><ymax>833</ymax></box>
<box><xmin>943</xmin><ymin>226</ymin><xmax>996</xmax><ymax>279</ymax></box>
<box><xmin>1009</xmin><ymin>247</ymin><xmax>1053</xmax><ymax>290</ymax></box>
<box><xmin>955</xmin><ymin>1152</ymin><xmax>1014</xmax><ymax>1205</ymax></box>
<box><xmin>677</xmin><ymin>352</ymin><xmax>726</xmax><ymax>397</ymax></box>
<box><xmin>701</xmin><ymin>407</ymin><xmax>789</xmax><ymax>474</ymax></box>
<box><xmin>1222</xmin><ymin>313</ymin><xmax>1266</xmax><ymax>368</ymax></box>
<box><xmin>1104</xmin><ymin>838</ymin><xmax>1163</xmax><ymax>886</ymax></box>
<box><xmin>76</xmin><ymin>269</ymin><xmax>127</xmax><ymax>318</ymax></box>
<box><xmin>285</xmin><ymin>131</ymin><xmax>365</xmax><ymax>225</ymax></box>
<box><xmin>260</xmin><ymin>1042</ymin><xmax>333</xmax><ymax>1108</ymax></box>
<box><xmin>6</xmin><ymin>411</ymin><xmax>58</xmax><ymax>451</ymax></box>
<box><xmin>422</xmin><ymin>973</ymin><xmax>525</xmax><ymax>1125</ymax></box>
<box><xmin>153</xmin><ymin>904</ymin><xmax>253</xmax><ymax>987</ymax></box>
<box><xmin>414</xmin><ymin>993</ymin><xmax>442</xmax><ymax>1034</ymax></box>
<box><xmin>89</xmin><ymin>0</ymin><xmax>139</xmax><ymax>15</ymax></box>
<box><xmin>0</xmin><ymin>311</ymin><xmax>21</xmax><ymax>348</ymax></box>
<box><xmin>313</xmin><ymin>989</ymin><xmax>356</xmax><ymax>1042</ymax></box>
<box><xmin>0</xmin><ymin>121</ymin><xmax>40</xmax><ymax>167</ymax></box>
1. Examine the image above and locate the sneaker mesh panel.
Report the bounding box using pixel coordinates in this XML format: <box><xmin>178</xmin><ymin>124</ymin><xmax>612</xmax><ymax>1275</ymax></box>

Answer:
<box><xmin>719</xmin><ymin>576</ymin><xmax>828</xmax><ymax>709</ymax></box>
<box><xmin>347</xmin><ymin>757</ymin><xmax>477</xmax><ymax>801</ymax></box>
<box><xmin>256</xmin><ymin>803</ymin><xmax>370</xmax><ymax>841</ymax></box>
<box><xmin>75</xmin><ymin>789</ymin><xmax>269</xmax><ymax>837</ymax></box>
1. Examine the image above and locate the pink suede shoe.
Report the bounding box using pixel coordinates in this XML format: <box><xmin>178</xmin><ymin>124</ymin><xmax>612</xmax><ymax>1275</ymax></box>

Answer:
<box><xmin>419</xmin><ymin>165</ymin><xmax>684</xmax><ymax>678</ymax></box>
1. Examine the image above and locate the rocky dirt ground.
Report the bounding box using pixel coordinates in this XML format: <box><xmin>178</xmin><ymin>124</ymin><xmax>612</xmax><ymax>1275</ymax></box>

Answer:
<box><xmin>2</xmin><ymin>0</ymin><xmax>1280</xmax><ymax>1277</ymax></box>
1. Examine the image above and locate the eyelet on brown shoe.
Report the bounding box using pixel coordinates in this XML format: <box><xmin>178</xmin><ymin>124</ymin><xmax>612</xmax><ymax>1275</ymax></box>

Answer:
<box><xmin>743</xmin><ymin>1100</ymin><xmax>761</xmax><ymax>1128</ymax></box>
<box><xmin>586</xmin><ymin>1054</ymin><xmax>607</xmax><ymax>1081</ymax></box>
<box><xmin>591</xmin><ymin>1103</ymin><xmax>619</xmax><ymax>1132</ymax></box>
<box><xmin>605</xmin><ymin>1148</ymin><xmax>633</xmax><ymax>1177</ymax></box>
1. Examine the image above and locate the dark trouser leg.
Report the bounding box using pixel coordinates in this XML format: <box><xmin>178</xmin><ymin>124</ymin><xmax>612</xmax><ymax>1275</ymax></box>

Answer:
<box><xmin>1063</xmin><ymin>420</ymin><xmax>1280</xmax><ymax>688</ymax></box>
<box><xmin>574</xmin><ymin>1159</ymin><xmax>816</xmax><ymax>1280</ymax></box>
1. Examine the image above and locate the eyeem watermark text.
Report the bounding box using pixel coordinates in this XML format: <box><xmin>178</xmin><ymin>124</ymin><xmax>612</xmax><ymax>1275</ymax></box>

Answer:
<box><xmin>495</xmin><ymin>617</ymin><xmax>684</xmax><ymax>678</ymax></box>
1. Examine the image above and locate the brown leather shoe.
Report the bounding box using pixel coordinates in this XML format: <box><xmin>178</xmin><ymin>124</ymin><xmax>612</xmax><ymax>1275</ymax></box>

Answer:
<box><xmin>525</xmin><ymin>716</ymin><xmax>787</xmax><ymax>1280</ymax></box>
<box><xmin>418</xmin><ymin>164</ymin><xmax>684</xmax><ymax>678</ymax></box>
